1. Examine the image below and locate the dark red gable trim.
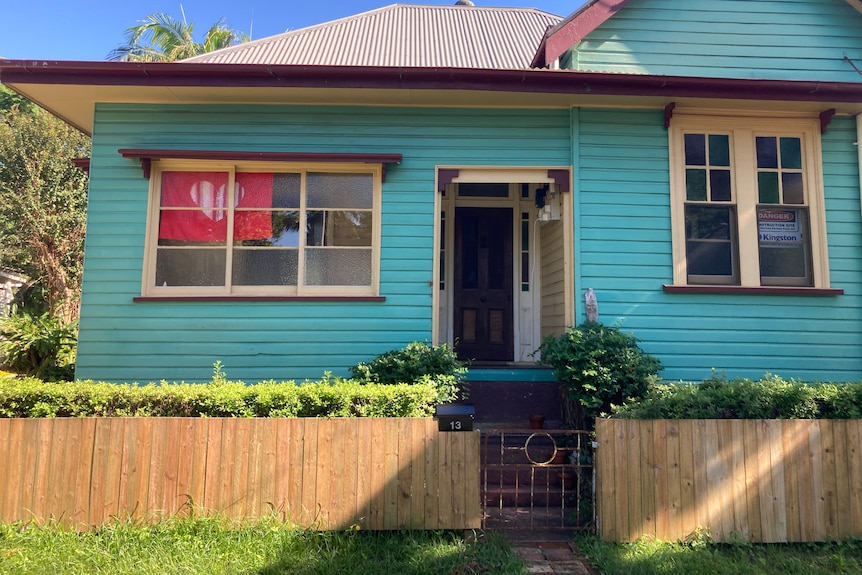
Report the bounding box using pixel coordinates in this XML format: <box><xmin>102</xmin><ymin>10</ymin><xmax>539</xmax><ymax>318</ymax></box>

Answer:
<box><xmin>118</xmin><ymin>149</ymin><xmax>402</xmax><ymax>181</ymax></box>
<box><xmin>547</xmin><ymin>169</ymin><xmax>570</xmax><ymax>193</ymax></box>
<box><xmin>71</xmin><ymin>158</ymin><xmax>90</xmax><ymax>173</ymax></box>
<box><xmin>534</xmin><ymin>0</ymin><xmax>635</xmax><ymax>67</ymax></box>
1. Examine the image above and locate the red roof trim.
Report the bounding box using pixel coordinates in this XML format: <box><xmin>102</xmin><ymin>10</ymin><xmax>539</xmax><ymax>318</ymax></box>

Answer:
<box><xmin>2</xmin><ymin>60</ymin><xmax>861</xmax><ymax>105</ymax></box>
<box><xmin>118</xmin><ymin>149</ymin><xmax>403</xmax><ymax>181</ymax></box>
<box><xmin>538</xmin><ymin>0</ymin><xmax>635</xmax><ymax>67</ymax></box>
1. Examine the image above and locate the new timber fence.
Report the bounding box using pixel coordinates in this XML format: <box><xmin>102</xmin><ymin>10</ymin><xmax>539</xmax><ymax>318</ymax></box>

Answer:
<box><xmin>0</xmin><ymin>417</ymin><xmax>481</xmax><ymax>530</ymax></box>
<box><xmin>595</xmin><ymin>419</ymin><xmax>862</xmax><ymax>543</ymax></box>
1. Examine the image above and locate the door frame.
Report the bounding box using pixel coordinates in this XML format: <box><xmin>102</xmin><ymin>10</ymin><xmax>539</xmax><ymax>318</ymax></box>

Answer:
<box><xmin>432</xmin><ymin>166</ymin><xmax>574</xmax><ymax>363</ymax></box>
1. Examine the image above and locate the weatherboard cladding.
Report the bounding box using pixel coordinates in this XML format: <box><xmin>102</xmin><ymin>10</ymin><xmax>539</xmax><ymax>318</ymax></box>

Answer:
<box><xmin>575</xmin><ymin>109</ymin><xmax>862</xmax><ymax>383</ymax></box>
<box><xmin>566</xmin><ymin>0</ymin><xmax>862</xmax><ymax>83</ymax></box>
<box><xmin>185</xmin><ymin>4</ymin><xmax>562</xmax><ymax>69</ymax></box>
<box><xmin>76</xmin><ymin>103</ymin><xmax>570</xmax><ymax>383</ymax></box>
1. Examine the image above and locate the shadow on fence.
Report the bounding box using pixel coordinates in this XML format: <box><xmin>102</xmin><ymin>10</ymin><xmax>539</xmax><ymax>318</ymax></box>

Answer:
<box><xmin>0</xmin><ymin>417</ymin><xmax>481</xmax><ymax>530</ymax></box>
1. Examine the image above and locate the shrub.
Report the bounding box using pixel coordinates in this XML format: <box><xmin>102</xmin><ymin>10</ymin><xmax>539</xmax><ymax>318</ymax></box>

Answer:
<box><xmin>535</xmin><ymin>321</ymin><xmax>662</xmax><ymax>429</ymax></box>
<box><xmin>611</xmin><ymin>373</ymin><xmax>862</xmax><ymax>419</ymax></box>
<box><xmin>0</xmin><ymin>309</ymin><xmax>76</xmax><ymax>381</ymax></box>
<box><xmin>0</xmin><ymin>375</ymin><xmax>439</xmax><ymax>419</ymax></box>
<box><xmin>348</xmin><ymin>341</ymin><xmax>468</xmax><ymax>404</ymax></box>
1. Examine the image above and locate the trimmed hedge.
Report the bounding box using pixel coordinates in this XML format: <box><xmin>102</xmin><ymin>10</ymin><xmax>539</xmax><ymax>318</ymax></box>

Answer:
<box><xmin>611</xmin><ymin>374</ymin><xmax>862</xmax><ymax>420</ymax></box>
<box><xmin>0</xmin><ymin>376</ymin><xmax>439</xmax><ymax>418</ymax></box>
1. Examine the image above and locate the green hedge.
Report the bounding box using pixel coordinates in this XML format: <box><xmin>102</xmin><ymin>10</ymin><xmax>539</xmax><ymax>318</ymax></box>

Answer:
<box><xmin>0</xmin><ymin>376</ymin><xmax>439</xmax><ymax>418</ymax></box>
<box><xmin>611</xmin><ymin>374</ymin><xmax>862</xmax><ymax>420</ymax></box>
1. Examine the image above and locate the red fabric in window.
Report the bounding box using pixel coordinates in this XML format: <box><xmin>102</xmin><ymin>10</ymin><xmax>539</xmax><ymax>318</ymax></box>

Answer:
<box><xmin>158</xmin><ymin>171</ymin><xmax>273</xmax><ymax>241</ymax></box>
<box><xmin>234</xmin><ymin>173</ymin><xmax>273</xmax><ymax>240</ymax></box>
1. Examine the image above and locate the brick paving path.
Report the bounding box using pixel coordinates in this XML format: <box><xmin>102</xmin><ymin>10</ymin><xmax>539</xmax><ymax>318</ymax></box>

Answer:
<box><xmin>506</xmin><ymin>533</ymin><xmax>597</xmax><ymax>575</ymax></box>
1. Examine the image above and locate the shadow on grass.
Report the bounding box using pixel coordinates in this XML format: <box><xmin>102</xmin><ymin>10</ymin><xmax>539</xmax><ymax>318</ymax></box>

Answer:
<box><xmin>577</xmin><ymin>533</ymin><xmax>862</xmax><ymax>575</ymax></box>
<box><xmin>253</xmin><ymin>530</ymin><xmax>525</xmax><ymax>575</ymax></box>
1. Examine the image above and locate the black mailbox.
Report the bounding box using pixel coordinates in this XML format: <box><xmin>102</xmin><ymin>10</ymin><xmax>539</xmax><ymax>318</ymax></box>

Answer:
<box><xmin>435</xmin><ymin>404</ymin><xmax>474</xmax><ymax>432</ymax></box>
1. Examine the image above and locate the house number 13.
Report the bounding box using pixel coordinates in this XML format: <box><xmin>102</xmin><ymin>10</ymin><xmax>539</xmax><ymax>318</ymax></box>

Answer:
<box><xmin>449</xmin><ymin>420</ymin><xmax>463</xmax><ymax>430</ymax></box>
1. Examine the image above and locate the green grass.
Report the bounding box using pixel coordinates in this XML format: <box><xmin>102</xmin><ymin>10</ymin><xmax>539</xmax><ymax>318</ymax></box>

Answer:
<box><xmin>0</xmin><ymin>517</ymin><xmax>526</xmax><ymax>575</ymax></box>
<box><xmin>578</xmin><ymin>533</ymin><xmax>862</xmax><ymax>575</ymax></box>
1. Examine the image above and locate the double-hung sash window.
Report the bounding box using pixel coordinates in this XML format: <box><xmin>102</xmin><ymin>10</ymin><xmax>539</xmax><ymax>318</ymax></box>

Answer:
<box><xmin>670</xmin><ymin>114</ymin><xmax>829</xmax><ymax>290</ymax></box>
<box><xmin>144</xmin><ymin>161</ymin><xmax>381</xmax><ymax>297</ymax></box>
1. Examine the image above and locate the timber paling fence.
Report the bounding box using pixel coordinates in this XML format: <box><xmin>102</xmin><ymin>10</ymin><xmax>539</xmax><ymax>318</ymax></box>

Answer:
<box><xmin>0</xmin><ymin>417</ymin><xmax>481</xmax><ymax>530</ymax></box>
<box><xmin>595</xmin><ymin>419</ymin><xmax>862</xmax><ymax>543</ymax></box>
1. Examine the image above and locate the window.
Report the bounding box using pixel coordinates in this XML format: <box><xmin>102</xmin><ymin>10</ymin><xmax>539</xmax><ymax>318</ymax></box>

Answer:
<box><xmin>669</xmin><ymin>114</ymin><xmax>828</xmax><ymax>290</ymax></box>
<box><xmin>144</xmin><ymin>161</ymin><xmax>381</xmax><ymax>297</ymax></box>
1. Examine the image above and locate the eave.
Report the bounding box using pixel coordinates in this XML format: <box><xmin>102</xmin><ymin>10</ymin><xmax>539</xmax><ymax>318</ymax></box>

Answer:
<box><xmin>1</xmin><ymin>59</ymin><xmax>861</xmax><ymax>136</ymax></box>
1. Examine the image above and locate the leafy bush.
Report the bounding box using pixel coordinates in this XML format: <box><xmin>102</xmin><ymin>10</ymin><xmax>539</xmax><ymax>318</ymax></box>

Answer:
<box><xmin>535</xmin><ymin>321</ymin><xmax>662</xmax><ymax>429</ymax></box>
<box><xmin>0</xmin><ymin>309</ymin><xmax>76</xmax><ymax>381</ymax></box>
<box><xmin>0</xmin><ymin>374</ymin><xmax>439</xmax><ymax>418</ymax></box>
<box><xmin>349</xmin><ymin>341</ymin><xmax>468</xmax><ymax>403</ymax></box>
<box><xmin>612</xmin><ymin>373</ymin><xmax>862</xmax><ymax>419</ymax></box>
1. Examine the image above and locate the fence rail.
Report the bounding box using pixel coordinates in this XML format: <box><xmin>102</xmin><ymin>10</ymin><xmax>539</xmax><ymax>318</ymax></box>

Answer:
<box><xmin>595</xmin><ymin>419</ymin><xmax>862</xmax><ymax>543</ymax></box>
<box><xmin>0</xmin><ymin>417</ymin><xmax>481</xmax><ymax>530</ymax></box>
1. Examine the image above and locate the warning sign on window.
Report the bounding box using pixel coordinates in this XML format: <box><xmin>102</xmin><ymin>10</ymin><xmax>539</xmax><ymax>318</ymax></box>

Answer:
<box><xmin>758</xmin><ymin>209</ymin><xmax>802</xmax><ymax>243</ymax></box>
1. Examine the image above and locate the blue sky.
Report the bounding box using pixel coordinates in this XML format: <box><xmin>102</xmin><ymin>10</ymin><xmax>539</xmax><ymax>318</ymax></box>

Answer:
<box><xmin>2</xmin><ymin>1</ymin><xmax>584</xmax><ymax>61</ymax></box>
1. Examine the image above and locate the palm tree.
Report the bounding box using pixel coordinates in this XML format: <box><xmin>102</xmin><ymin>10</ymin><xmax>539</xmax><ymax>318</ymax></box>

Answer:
<box><xmin>108</xmin><ymin>10</ymin><xmax>248</xmax><ymax>62</ymax></box>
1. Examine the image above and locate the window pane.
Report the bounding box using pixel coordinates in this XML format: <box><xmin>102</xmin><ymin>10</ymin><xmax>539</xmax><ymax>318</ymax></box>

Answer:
<box><xmin>780</xmin><ymin>137</ymin><xmax>802</xmax><ymax>169</ymax></box>
<box><xmin>710</xmin><ymin>170</ymin><xmax>732</xmax><ymax>202</ymax></box>
<box><xmin>155</xmin><ymin>248</ymin><xmax>225</xmax><ymax>286</ymax></box>
<box><xmin>685</xmin><ymin>206</ymin><xmax>737</xmax><ymax>282</ymax></box>
<box><xmin>758</xmin><ymin>172</ymin><xmax>780</xmax><ymax>204</ymax></box>
<box><xmin>686</xmin><ymin>169</ymin><xmax>707</xmax><ymax>201</ymax></box>
<box><xmin>686</xmin><ymin>206</ymin><xmax>731</xmax><ymax>240</ymax></box>
<box><xmin>708</xmin><ymin>134</ymin><xmax>730</xmax><ymax>166</ymax></box>
<box><xmin>306</xmin><ymin>211</ymin><xmax>372</xmax><ymax>247</ymax></box>
<box><xmin>234</xmin><ymin>173</ymin><xmax>273</xmax><ymax>208</ymax></box>
<box><xmin>686</xmin><ymin>240</ymin><xmax>734</xmax><ymax>277</ymax></box>
<box><xmin>757</xmin><ymin>207</ymin><xmax>812</xmax><ymax>285</ymax></box>
<box><xmin>159</xmin><ymin>171</ymin><xmax>229</xmax><ymax>242</ymax></box>
<box><xmin>756</xmin><ymin>137</ymin><xmax>778</xmax><ymax>169</ymax></box>
<box><xmin>782</xmin><ymin>172</ymin><xmax>804</xmax><ymax>204</ymax></box>
<box><xmin>232</xmin><ymin>248</ymin><xmax>298</xmax><ymax>286</ymax></box>
<box><xmin>458</xmin><ymin>183</ymin><xmax>509</xmax><ymax>197</ymax></box>
<box><xmin>307</xmin><ymin>172</ymin><xmax>373</xmax><ymax>209</ymax></box>
<box><xmin>273</xmin><ymin>173</ymin><xmax>301</xmax><ymax>208</ymax></box>
<box><xmin>305</xmin><ymin>248</ymin><xmax>372</xmax><ymax>286</ymax></box>
<box><xmin>159</xmin><ymin>210</ymin><xmax>227</xmax><ymax>243</ymax></box>
<box><xmin>684</xmin><ymin>134</ymin><xmax>706</xmax><ymax>165</ymax></box>
<box><xmin>160</xmin><ymin>172</ymin><xmax>229</xmax><ymax>208</ymax></box>
<box><xmin>236</xmin><ymin>211</ymin><xmax>300</xmax><ymax>247</ymax></box>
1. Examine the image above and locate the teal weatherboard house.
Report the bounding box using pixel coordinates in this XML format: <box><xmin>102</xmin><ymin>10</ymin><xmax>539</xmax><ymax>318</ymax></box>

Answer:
<box><xmin>1</xmin><ymin>0</ymin><xmax>861</xmax><ymax>385</ymax></box>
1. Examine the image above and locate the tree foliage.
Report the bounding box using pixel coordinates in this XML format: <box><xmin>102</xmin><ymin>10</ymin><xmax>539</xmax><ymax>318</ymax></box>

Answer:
<box><xmin>108</xmin><ymin>11</ymin><xmax>248</xmax><ymax>62</ymax></box>
<box><xmin>0</xmin><ymin>101</ymin><xmax>89</xmax><ymax>323</ymax></box>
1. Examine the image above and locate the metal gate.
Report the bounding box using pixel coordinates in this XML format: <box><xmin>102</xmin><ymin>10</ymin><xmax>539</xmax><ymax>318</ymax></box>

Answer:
<box><xmin>481</xmin><ymin>429</ymin><xmax>595</xmax><ymax>531</ymax></box>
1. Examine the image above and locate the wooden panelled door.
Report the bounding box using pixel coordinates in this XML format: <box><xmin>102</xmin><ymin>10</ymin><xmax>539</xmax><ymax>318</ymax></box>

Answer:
<box><xmin>454</xmin><ymin>207</ymin><xmax>513</xmax><ymax>361</ymax></box>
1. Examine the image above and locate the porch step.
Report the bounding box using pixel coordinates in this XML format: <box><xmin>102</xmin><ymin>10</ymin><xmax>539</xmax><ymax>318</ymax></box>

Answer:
<box><xmin>467</xmin><ymin>380</ymin><xmax>563</xmax><ymax>426</ymax></box>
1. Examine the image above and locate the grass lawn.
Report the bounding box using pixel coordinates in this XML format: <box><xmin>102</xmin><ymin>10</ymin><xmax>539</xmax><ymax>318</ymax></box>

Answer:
<box><xmin>0</xmin><ymin>517</ymin><xmax>526</xmax><ymax>575</ymax></box>
<box><xmin>578</xmin><ymin>533</ymin><xmax>862</xmax><ymax>575</ymax></box>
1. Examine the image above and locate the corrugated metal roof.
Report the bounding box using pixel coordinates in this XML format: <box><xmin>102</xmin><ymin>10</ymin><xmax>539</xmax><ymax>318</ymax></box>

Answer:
<box><xmin>185</xmin><ymin>4</ymin><xmax>562</xmax><ymax>69</ymax></box>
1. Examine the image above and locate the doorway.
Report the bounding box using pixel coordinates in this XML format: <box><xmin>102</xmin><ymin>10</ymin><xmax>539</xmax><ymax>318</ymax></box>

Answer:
<box><xmin>453</xmin><ymin>207</ymin><xmax>513</xmax><ymax>361</ymax></box>
<box><xmin>434</xmin><ymin>168</ymin><xmax>573</xmax><ymax>365</ymax></box>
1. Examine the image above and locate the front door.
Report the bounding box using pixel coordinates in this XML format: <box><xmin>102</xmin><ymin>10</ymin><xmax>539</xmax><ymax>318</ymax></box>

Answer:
<box><xmin>453</xmin><ymin>207</ymin><xmax>513</xmax><ymax>361</ymax></box>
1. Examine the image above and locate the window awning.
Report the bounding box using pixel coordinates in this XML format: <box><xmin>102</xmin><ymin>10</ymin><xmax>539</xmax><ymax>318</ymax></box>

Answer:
<box><xmin>118</xmin><ymin>149</ymin><xmax>403</xmax><ymax>181</ymax></box>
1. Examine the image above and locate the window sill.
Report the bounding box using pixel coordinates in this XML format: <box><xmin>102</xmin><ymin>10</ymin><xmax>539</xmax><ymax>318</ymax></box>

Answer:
<box><xmin>133</xmin><ymin>295</ymin><xmax>386</xmax><ymax>302</ymax></box>
<box><xmin>663</xmin><ymin>285</ymin><xmax>843</xmax><ymax>296</ymax></box>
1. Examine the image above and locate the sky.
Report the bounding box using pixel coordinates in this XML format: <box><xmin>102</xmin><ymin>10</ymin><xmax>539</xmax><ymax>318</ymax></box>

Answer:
<box><xmin>1</xmin><ymin>0</ymin><xmax>585</xmax><ymax>61</ymax></box>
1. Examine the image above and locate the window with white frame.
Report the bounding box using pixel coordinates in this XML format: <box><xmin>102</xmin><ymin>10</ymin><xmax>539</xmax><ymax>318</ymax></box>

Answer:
<box><xmin>669</xmin><ymin>114</ymin><xmax>829</xmax><ymax>289</ymax></box>
<box><xmin>144</xmin><ymin>161</ymin><xmax>381</xmax><ymax>297</ymax></box>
